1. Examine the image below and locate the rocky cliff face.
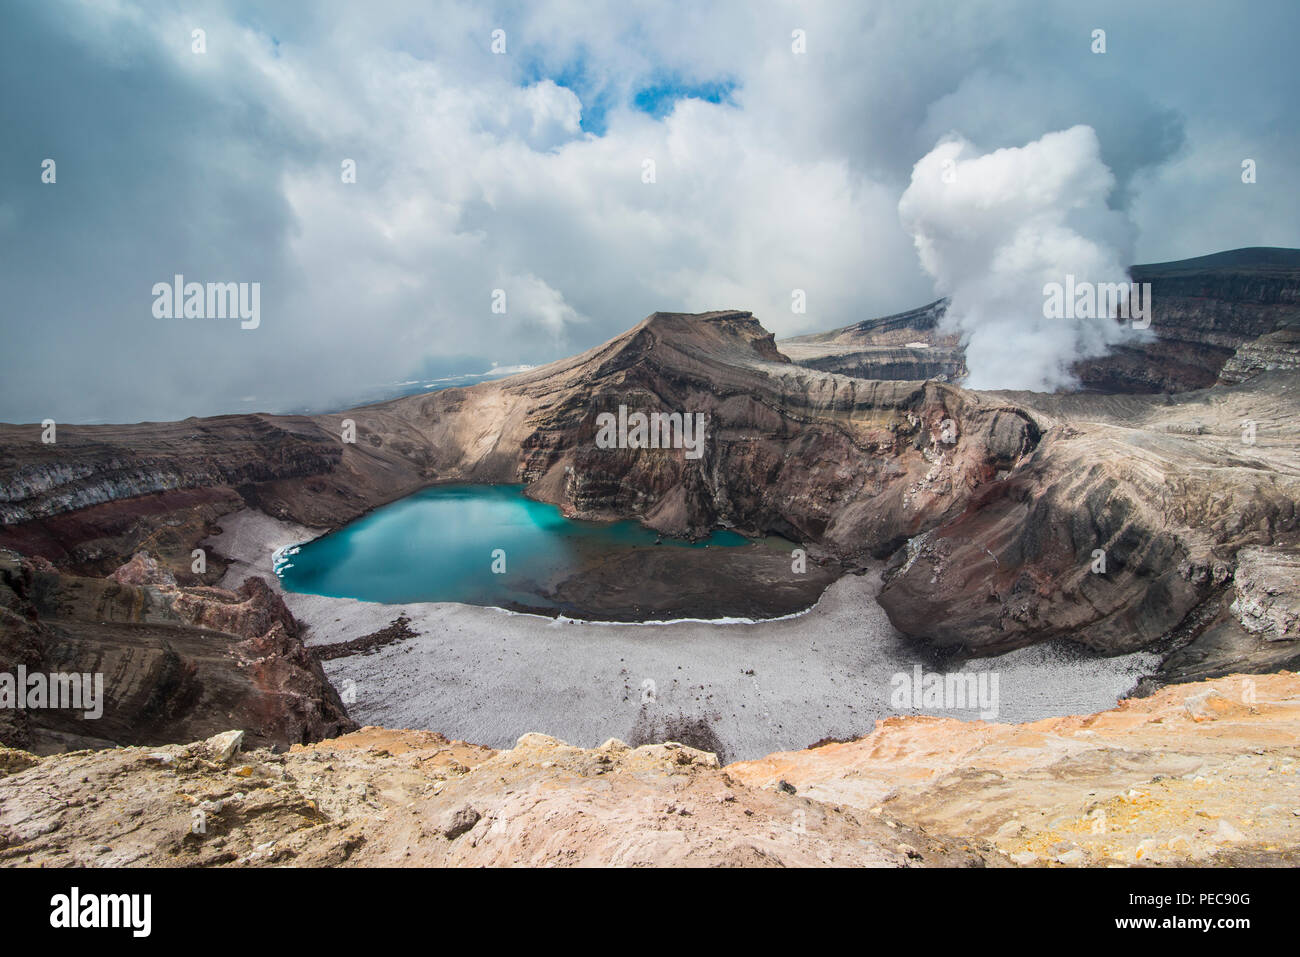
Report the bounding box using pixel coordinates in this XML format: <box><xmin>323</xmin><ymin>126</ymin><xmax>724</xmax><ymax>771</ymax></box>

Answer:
<box><xmin>0</xmin><ymin>550</ymin><xmax>355</xmax><ymax>754</ymax></box>
<box><xmin>0</xmin><ymin>417</ymin><xmax>347</xmax><ymax>525</ymax></box>
<box><xmin>1220</xmin><ymin>316</ymin><xmax>1300</xmax><ymax>383</ymax></box>
<box><xmin>1075</xmin><ymin>249</ymin><xmax>1300</xmax><ymax>392</ymax></box>
<box><xmin>779</xmin><ymin>299</ymin><xmax>967</xmax><ymax>382</ymax></box>
<box><xmin>425</xmin><ymin>309</ymin><xmax>1038</xmax><ymax>552</ymax></box>
<box><xmin>877</xmin><ymin>374</ymin><xmax>1300</xmax><ymax>673</ymax></box>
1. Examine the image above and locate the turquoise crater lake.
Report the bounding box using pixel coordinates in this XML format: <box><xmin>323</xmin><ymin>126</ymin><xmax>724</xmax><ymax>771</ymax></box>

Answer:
<box><xmin>274</xmin><ymin>484</ymin><xmax>838</xmax><ymax>621</ymax></box>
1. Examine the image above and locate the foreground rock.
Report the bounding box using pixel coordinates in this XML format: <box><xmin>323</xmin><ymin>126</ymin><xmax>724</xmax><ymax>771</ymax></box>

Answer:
<box><xmin>731</xmin><ymin>671</ymin><xmax>1300</xmax><ymax>866</ymax></box>
<box><xmin>2</xmin><ymin>673</ymin><xmax>1295</xmax><ymax>868</ymax></box>
<box><xmin>0</xmin><ymin>727</ymin><xmax>983</xmax><ymax>868</ymax></box>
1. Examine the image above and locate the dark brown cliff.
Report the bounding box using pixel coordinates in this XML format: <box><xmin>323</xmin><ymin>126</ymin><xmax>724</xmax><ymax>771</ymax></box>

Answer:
<box><xmin>0</xmin><ymin>550</ymin><xmax>355</xmax><ymax>754</ymax></box>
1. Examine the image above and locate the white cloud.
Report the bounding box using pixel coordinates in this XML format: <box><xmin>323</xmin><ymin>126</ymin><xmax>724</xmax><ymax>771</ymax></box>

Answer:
<box><xmin>2</xmin><ymin>0</ymin><xmax>1297</xmax><ymax>421</ymax></box>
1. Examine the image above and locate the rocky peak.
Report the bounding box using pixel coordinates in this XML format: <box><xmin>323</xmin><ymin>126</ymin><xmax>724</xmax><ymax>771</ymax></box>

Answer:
<box><xmin>633</xmin><ymin>309</ymin><xmax>791</xmax><ymax>365</ymax></box>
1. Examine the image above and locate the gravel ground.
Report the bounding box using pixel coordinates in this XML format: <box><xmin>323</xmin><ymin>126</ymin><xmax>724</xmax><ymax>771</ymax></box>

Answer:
<box><xmin>208</xmin><ymin>508</ymin><xmax>1161</xmax><ymax>762</ymax></box>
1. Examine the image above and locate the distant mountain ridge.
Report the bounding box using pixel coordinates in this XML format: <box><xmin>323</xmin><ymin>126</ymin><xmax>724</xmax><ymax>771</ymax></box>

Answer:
<box><xmin>778</xmin><ymin>299</ymin><xmax>965</xmax><ymax>382</ymax></box>
<box><xmin>777</xmin><ymin>246</ymin><xmax>1300</xmax><ymax>393</ymax></box>
<box><xmin>1132</xmin><ymin>245</ymin><xmax>1300</xmax><ymax>274</ymax></box>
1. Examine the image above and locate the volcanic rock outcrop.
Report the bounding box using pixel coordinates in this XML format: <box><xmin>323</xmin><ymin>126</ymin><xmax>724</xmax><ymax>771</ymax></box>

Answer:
<box><xmin>0</xmin><ymin>725</ymin><xmax>979</xmax><ymax>868</ymax></box>
<box><xmin>0</xmin><ymin>550</ymin><xmax>354</xmax><ymax>754</ymax></box>
<box><xmin>877</xmin><ymin>373</ymin><xmax>1300</xmax><ymax>676</ymax></box>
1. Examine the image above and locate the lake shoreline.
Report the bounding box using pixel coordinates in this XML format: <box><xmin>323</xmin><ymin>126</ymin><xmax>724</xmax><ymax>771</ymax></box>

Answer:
<box><xmin>272</xmin><ymin>482</ymin><xmax>840</xmax><ymax>621</ymax></box>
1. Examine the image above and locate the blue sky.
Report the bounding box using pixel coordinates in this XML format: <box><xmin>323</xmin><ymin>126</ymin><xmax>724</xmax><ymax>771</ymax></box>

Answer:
<box><xmin>520</xmin><ymin>51</ymin><xmax>738</xmax><ymax>134</ymax></box>
<box><xmin>631</xmin><ymin>75</ymin><xmax>739</xmax><ymax>122</ymax></box>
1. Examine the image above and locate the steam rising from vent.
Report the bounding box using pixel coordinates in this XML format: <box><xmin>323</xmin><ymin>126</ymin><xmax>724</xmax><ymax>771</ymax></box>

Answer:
<box><xmin>898</xmin><ymin>126</ymin><xmax>1148</xmax><ymax>392</ymax></box>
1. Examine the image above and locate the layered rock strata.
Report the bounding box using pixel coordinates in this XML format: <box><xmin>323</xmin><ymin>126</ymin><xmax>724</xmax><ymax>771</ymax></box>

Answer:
<box><xmin>0</xmin><ymin>550</ymin><xmax>354</xmax><ymax>754</ymax></box>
